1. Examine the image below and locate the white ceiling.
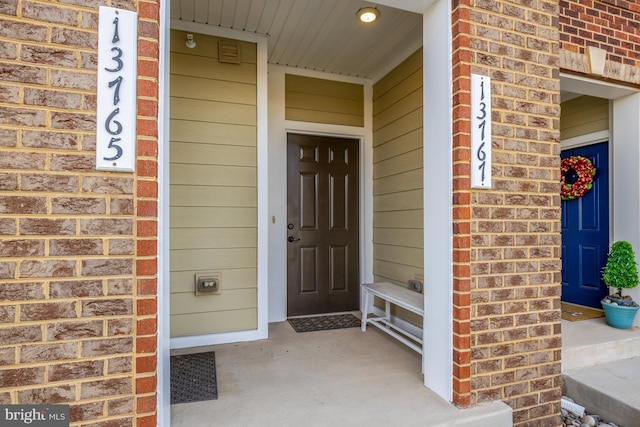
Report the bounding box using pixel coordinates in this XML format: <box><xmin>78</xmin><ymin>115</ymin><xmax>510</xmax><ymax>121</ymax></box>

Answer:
<box><xmin>170</xmin><ymin>0</ymin><xmax>423</xmax><ymax>80</ymax></box>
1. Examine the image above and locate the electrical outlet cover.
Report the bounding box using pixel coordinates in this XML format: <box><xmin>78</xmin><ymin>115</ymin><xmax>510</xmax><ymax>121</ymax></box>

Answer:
<box><xmin>195</xmin><ymin>272</ymin><xmax>222</xmax><ymax>295</ymax></box>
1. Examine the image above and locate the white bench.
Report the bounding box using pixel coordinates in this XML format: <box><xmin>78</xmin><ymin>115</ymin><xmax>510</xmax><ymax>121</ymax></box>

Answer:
<box><xmin>361</xmin><ymin>282</ymin><xmax>424</xmax><ymax>354</ymax></box>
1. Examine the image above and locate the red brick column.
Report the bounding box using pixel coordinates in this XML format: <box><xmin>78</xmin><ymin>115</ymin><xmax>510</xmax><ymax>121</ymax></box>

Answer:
<box><xmin>452</xmin><ymin>0</ymin><xmax>563</xmax><ymax>425</ymax></box>
<box><xmin>451</xmin><ymin>0</ymin><xmax>473</xmax><ymax>409</ymax></box>
<box><xmin>135</xmin><ymin>2</ymin><xmax>160</xmax><ymax>426</ymax></box>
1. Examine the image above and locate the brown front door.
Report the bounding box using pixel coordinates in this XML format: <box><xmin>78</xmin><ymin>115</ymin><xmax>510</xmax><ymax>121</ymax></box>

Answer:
<box><xmin>287</xmin><ymin>133</ymin><xmax>360</xmax><ymax>316</ymax></box>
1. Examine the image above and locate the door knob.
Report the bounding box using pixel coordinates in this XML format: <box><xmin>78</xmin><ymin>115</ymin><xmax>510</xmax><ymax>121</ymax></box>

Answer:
<box><xmin>287</xmin><ymin>236</ymin><xmax>300</xmax><ymax>242</ymax></box>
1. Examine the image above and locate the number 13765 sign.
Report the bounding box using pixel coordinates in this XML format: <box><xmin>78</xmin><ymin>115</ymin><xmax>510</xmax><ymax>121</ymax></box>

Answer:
<box><xmin>96</xmin><ymin>6</ymin><xmax>138</xmax><ymax>172</ymax></box>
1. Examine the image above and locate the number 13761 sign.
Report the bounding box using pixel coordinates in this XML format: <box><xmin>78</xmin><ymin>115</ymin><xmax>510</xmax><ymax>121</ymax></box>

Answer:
<box><xmin>96</xmin><ymin>6</ymin><xmax>138</xmax><ymax>172</ymax></box>
<box><xmin>471</xmin><ymin>74</ymin><xmax>491</xmax><ymax>189</ymax></box>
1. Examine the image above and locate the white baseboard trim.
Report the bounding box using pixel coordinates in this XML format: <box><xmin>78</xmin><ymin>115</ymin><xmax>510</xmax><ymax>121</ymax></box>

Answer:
<box><xmin>170</xmin><ymin>329</ymin><xmax>263</xmax><ymax>349</ymax></box>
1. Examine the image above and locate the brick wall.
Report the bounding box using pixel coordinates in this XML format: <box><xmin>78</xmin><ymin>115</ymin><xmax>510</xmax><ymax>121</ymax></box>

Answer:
<box><xmin>0</xmin><ymin>1</ymin><xmax>159</xmax><ymax>426</ymax></box>
<box><xmin>560</xmin><ymin>0</ymin><xmax>640</xmax><ymax>66</ymax></box>
<box><xmin>559</xmin><ymin>0</ymin><xmax>640</xmax><ymax>86</ymax></box>
<box><xmin>452</xmin><ymin>0</ymin><xmax>563</xmax><ymax>426</ymax></box>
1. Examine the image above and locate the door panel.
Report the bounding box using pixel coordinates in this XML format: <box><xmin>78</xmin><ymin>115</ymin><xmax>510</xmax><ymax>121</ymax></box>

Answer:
<box><xmin>330</xmin><ymin>174</ymin><xmax>347</xmax><ymax>229</ymax></box>
<box><xmin>300</xmin><ymin>172</ymin><xmax>318</xmax><ymax>229</ymax></box>
<box><xmin>330</xmin><ymin>245</ymin><xmax>348</xmax><ymax>291</ymax></box>
<box><xmin>561</xmin><ymin>142</ymin><xmax>609</xmax><ymax>307</ymax></box>
<box><xmin>287</xmin><ymin>134</ymin><xmax>359</xmax><ymax>316</ymax></box>
<box><xmin>300</xmin><ymin>247</ymin><xmax>317</xmax><ymax>294</ymax></box>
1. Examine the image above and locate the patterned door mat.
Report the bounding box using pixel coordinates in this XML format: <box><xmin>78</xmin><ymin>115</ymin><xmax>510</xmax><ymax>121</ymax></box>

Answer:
<box><xmin>561</xmin><ymin>302</ymin><xmax>604</xmax><ymax>322</ymax></box>
<box><xmin>170</xmin><ymin>351</ymin><xmax>218</xmax><ymax>404</ymax></box>
<box><xmin>288</xmin><ymin>313</ymin><xmax>361</xmax><ymax>333</ymax></box>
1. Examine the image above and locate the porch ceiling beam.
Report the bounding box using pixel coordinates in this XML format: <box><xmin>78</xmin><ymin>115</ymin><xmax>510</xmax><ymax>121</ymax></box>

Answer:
<box><xmin>561</xmin><ymin>72</ymin><xmax>638</xmax><ymax>100</ymax></box>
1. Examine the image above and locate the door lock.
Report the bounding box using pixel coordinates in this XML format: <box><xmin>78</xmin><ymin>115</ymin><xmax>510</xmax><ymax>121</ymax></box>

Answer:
<box><xmin>287</xmin><ymin>236</ymin><xmax>301</xmax><ymax>242</ymax></box>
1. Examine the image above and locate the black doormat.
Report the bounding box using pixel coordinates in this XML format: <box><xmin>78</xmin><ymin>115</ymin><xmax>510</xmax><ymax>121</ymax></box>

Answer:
<box><xmin>288</xmin><ymin>313</ymin><xmax>361</xmax><ymax>333</ymax></box>
<box><xmin>170</xmin><ymin>351</ymin><xmax>218</xmax><ymax>404</ymax></box>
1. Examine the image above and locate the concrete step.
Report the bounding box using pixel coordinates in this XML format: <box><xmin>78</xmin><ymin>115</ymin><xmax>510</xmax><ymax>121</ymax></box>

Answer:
<box><xmin>432</xmin><ymin>401</ymin><xmax>512</xmax><ymax>427</ymax></box>
<box><xmin>561</xmin><ymin>317</ymin><xmax>640</xmax><ymax>371</ymax></box>
<box><xmin>562</xmin><ymin>357</ymin><xmax>640</xmax><ymax>427</ymax></box>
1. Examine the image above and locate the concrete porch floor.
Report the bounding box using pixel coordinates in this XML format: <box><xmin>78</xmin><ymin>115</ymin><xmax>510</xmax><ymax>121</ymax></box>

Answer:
<box><xmin>169</xmin><ymin>315</ymin><xmax>640</xmax><ymax>427</ymax></box>
<box><xmin>170</xmin><ymin>318</ymin><xmax>511</xmax><ymax>427</ymax></box>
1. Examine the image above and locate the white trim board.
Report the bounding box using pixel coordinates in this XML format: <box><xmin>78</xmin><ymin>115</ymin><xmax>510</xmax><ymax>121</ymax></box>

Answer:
<box><xmin>158</xmin><ymin>0</ymin><xmax>170</xmax><ymax>424</ymax></box>
<box><xmin>171</xmin><ymin>18</ymin><xmax>266</xmax><ymax>43</ymax></box>
<box><xmin>422</xmin><ymin>0</ymin><xmax>454</xmax><ymax>402</ymax></box>
<box><xmin>560</xmin><ymin>72</ymin><xmax>637</xmax><ymax>100</ymax></box>
<box><xmin>274</xmin><ymin>64</ymin><xmax>371</xmax><ymax>86</ymax></box>
<box><xmin>560</xmin><ymin>130</ymin><xmax>609</xmax><ymax>150</ymax></box>
<box><xmin>256</xmin><ymin>27</ymin><xmax>269</xmax><ymax>341</ymax></box>
<box><xmin>170</xmin><ymin>329</ymin><xmax>265</xmax><ymax>349</ymax></box>
<box><xmin>612</xmin><ymin>93</ymin><xmax>640</xmax><ymax>325</ymax></box>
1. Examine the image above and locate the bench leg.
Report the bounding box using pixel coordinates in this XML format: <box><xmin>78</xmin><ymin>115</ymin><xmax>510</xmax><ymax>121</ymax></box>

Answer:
<box><xmin>361</xmin><ymin>289</ymin><xmax>369</xmax><ymax>331</ymax></box>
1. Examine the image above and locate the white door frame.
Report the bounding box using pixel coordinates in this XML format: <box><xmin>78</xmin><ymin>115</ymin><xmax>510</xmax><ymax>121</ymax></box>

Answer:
<box><xmin>560</xmin><ymin>73</ymin><xmax>639</xmax><ymax>320</ymax></box>
<box><xmin>267</xmin><ymin>64</ymin><xmax>374</xmax><ymax>322</ymax></box>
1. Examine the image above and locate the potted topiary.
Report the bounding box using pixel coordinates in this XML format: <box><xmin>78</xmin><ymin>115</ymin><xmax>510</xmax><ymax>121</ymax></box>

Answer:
<box><xmin>601</xmin><ymin>240</ymin><xmax>640</xmax><ymax>329</ymax></box>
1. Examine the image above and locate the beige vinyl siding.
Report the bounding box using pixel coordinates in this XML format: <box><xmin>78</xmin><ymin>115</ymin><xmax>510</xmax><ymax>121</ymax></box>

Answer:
<box><xmin>561</xmin><ymin>95</ymin><xmax>609</xmax><ymax>140</ymax></box>
<box><xmin>285</xmin><ymin>74</ymin><xmax>364</xmax><ymax>126</ymax></box>
<box><xmin>170</xmin><ymin>30</ymin><xmax>257</xmax><ymax>337</ymax></box>
<box><xmin>372</xmin><ymin>49</ymin><xmax>424</xmax><ymax>327</ymax></box>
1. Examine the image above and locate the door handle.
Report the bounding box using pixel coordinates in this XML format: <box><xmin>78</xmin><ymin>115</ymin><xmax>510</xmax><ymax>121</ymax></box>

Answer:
<box><xmin>287</xmin><ymin>236</ymin><xmax>301</xmax><ymax>242</ymax></box>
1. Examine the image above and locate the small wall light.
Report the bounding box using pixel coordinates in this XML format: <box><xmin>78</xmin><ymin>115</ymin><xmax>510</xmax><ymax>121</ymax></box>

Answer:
<box><xmin>357</xmin><ymin>7</ymin><xmax>380</xmax><ymax>23</ymax></box>
<box><xmin>185</xmin><ymin>34</ymin><xmax>196</xmax><ymax>49</ymax></box>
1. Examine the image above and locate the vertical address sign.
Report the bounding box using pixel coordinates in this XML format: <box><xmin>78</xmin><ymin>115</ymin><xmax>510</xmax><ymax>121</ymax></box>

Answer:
<box><xmin>471</xmin><ymin>74</ymin><xmax>492</xmax><ymax>189</ymax></box>
<box><xmin>96</xmin><ymin>6</ymin><xmax>138</xmax><ymax>172</ymax></box>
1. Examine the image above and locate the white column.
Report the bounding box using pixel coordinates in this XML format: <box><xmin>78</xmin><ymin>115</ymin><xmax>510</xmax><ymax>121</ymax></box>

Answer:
<box><xmin>612</xmin><ymin>93</ymin><xmax>640</xmax><ymax>325</ymax></box>
<box><xmin>267</xmin><ymin>67</ymin><xmax>288</xmax><ymax>322</ymax></box>
<box><xmin>158</xmin><ymin>0</ymin><xmax>171</xmax><ymax>424</ymax></box>
<box><xmin>422</xmin><ymin>0</ymin><xmax>453</xmax><ymax>401</ymax></box>
<box><xmin>256</xmin><ymin>37</ymin><xmax>269</xmax><ymax>338</ymax></box>
<box><xmin>361</xmin><ymin>83</ymin><xmax>375</xmax><ymax>288</ymax></box>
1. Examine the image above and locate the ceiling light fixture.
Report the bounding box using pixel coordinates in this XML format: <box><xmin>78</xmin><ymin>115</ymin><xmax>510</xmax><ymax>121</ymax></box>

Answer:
<box><xmin>357</xmin><ymin>7</ymin><xmax>380</xmax><ymax>23</ymax></box>
<box><xmin>185</xmin><ymin>34</ymin><xmax>196</xmax><ymax>49</ymax></box>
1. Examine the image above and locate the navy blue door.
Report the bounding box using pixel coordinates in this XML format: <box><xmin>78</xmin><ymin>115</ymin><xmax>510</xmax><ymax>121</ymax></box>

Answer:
<box><xmin>561</xmin><ymin>142</ymin><xmax>609</xmax><ymax>307</ymax></box>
